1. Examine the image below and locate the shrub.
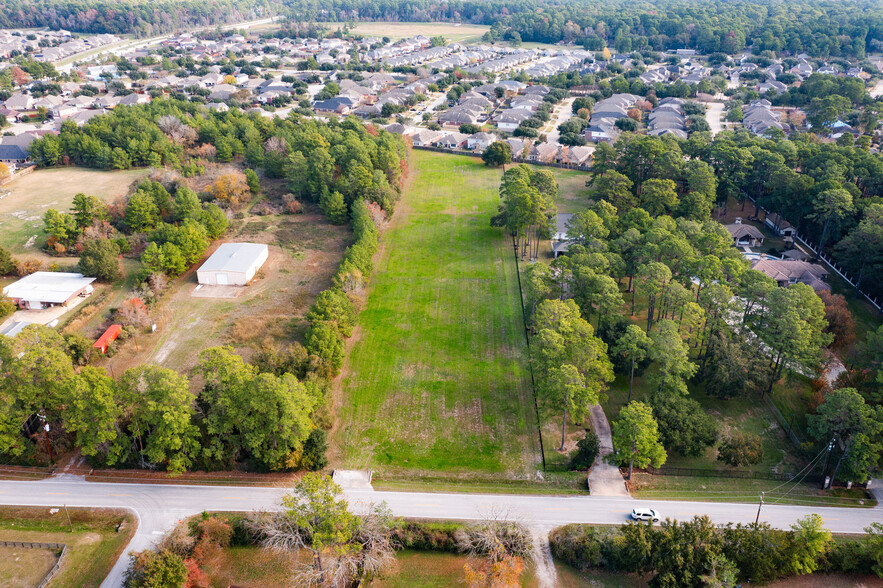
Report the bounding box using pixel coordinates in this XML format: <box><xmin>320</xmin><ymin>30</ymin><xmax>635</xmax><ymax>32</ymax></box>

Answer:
<box><xmin>549</xmin><ymin>524</ymin><xmax>609</xmax><ymax>570</ymax></box>
<box><xmin>392</xmin><ymin>521</ymin><xmax>465</xmax><ymax>552</ymax></box>
<box><xmin>124</xmin><ymin>549</ymin><xmax>187</xmax><ymax>588</ymax></box>
<box><xmin>717</xmin><ymin>431</ymin><xmax>763</xmax><ymax>467</ymax></box>
<box><xmin>569</xmin><ymin>430</ymin><xmax>600</xmax><ymax>470</ymax></box>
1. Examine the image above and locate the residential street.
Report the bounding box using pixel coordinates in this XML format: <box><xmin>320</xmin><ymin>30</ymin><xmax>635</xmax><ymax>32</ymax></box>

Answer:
<box><xmin>0</xmin><ymin>475</ymin><xmax>879</xmax><ymax>586</ymax></box>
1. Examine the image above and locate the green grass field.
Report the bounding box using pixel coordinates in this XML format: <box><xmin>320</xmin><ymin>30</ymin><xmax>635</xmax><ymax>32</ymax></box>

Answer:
<box><xmin>0</xmin><ymin>167</ymin><xmax>147</xmax><ymax>259</ymax></box>
<box><xmin>324</xmin><ymin>21</ymin><xmax>490</xmax><ymax>43</ymax></box>
<box><xmin>334</xmin><ymin>151</ymin><xmax>541</xmax><ymax>476</ymax></box>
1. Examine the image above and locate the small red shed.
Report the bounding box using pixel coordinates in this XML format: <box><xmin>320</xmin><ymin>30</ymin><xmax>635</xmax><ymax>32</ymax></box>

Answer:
<box><xmin>94</xmin><ymin>324</ymin><xmax>123</xmax><ymax>354</ymax></box>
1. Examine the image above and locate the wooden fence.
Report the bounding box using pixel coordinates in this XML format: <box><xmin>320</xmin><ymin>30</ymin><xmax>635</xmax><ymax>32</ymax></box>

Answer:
<box><xmin>0</xmin><ymin>540</ymin><xmax>67</xmax><ymax>588</ymax></box>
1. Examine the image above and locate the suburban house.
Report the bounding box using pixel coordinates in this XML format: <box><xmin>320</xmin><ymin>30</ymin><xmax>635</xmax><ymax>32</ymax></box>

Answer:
<box><xmin>313</xmin><ymin>96</ymin><xmax>356</xmax><ymax>115</ymax></box>
<box><xmin>556</xmin><ymin>145</ymin><xmax>593</xmax><ymax>167</ymax></box>
<box><xmin>526</xmin><ymin>142</ymin><xmax>559</xmax><ymax>163</ymax></box>
<box><xmin>197</xmin><ymin>243</ymin><xmax>269</xmax><ymax>286</ymax></box>
<box><xmin>435</xmin><ymin>132</ymin><xmax>468</xmax><ymax>150</ymax></box>
<box><xmin>724</xmin><ymin>219</ymin><xmax>765</xmax><ymax>247</ymax></box>
<box><xmin>750</xmin><ymin>258</ymin><xmax>830</xmax><ymax>291</ymax></box>
<box><xmin>437</xmin><ymin>105</ymin><xmax>481</xmax><ymax>126</ymax></box>
<box><xmin>466</xmin><ymin>132</ymin><xmax>495</xmax><ymax>152</ymax></box>
<box><xmin>495</xmin><ymin>109</ymin><xmax>531</xmax><ymax>132</ymax></box>
<box><xmin>2</xmin><ymin>272</ymin><xmax>96</xmax><ymax>310</ymax></box>
<box><xmin>0</xmin><ymin>138</ymin><xmax>32</xmax><ymax>171</ymax></box>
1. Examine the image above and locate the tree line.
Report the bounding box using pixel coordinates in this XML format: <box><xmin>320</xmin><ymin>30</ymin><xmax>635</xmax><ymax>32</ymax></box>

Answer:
<box><xmin>551</xmin><ymin>516</ymin><xmax>883</xmax><ymax>586</ymax></box>
<box><xmin>0</xmin><ymin>328</ymin><xmax>326</xmax><ymax>473</ymax></box>
<box><xmin>0</xmin><ymin>0</ymin><xmax>280</xmax><ymax>37</ymax></box>
<box><xmin>16</xmin><ymin>1</ymin><xmax>883</xmax><ymax>61</ymax></box>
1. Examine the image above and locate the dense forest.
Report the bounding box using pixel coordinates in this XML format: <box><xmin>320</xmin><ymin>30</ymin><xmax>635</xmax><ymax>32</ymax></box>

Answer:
<box><xmin>5</xmin><ymin>0</ymin><xmax>883</xmax><ymax>59</ymax></box>
<box><xmin>291</xmin><ymin>0</ymin><xmax>883</xmax><ymax>58</ymax></box>
<box><xmin>0</xmin><ymin>0</ymin><xmax>278</xmax><ymax>36</ymax></box>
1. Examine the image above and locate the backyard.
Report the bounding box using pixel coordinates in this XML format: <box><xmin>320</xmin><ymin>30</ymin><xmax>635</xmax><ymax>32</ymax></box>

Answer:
<box><xmin>332</xmin><ymin>151</ymin><xmax>541</xmax><ymax>478</ymax></box>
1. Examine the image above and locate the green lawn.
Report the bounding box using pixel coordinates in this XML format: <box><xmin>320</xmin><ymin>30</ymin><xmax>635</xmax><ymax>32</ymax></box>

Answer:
<box><xmin>334</xmin><ymin>151</ymin><xmax>541</xmax><ymax>476</ymax></box>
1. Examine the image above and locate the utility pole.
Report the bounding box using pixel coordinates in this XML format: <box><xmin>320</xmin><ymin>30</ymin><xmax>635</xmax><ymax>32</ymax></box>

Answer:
<box><xmin>755</xmin><ymin>491</ymin><xmax>765</xmax><ymax>525</ymax></box>
<box><xmin>821</xmin><ymin>436</ymin><xmax>836</xmax><ymax>489</ymax></box>
<box><xmin>63</xmin><ymin>505</ymin><xmax>73</xmax><ymax>533</ymax></box>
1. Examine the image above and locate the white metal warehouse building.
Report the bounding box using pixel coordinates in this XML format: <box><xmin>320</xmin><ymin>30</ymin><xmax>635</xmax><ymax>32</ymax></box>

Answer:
<box><xmin>196</xmin><ymin>243</ymin><xmax>269</xmax><ymax>286</ymax></box>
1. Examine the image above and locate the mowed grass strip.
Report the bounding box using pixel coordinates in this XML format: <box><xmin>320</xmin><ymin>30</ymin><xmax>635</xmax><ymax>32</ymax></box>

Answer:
<box><xmin>336</xmin><ymin>151</ymin><xmax>540</xmax><ymax>475</ymax></box>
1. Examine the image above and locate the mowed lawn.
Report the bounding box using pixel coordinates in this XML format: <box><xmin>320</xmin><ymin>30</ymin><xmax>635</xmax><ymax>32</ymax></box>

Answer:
<box><xmin>0</xmin><ymin>167</ymin><xmax>147</xmax><ymax>257</ymax></box>
<box><xmin>335</xmin><ymin>151</ymin><xmax>540</xmax><ymax>475</ymax></box>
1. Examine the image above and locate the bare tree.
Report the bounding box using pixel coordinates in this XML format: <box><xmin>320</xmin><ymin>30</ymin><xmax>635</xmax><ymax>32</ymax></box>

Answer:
<box><xmin>458</xmin><ymin>506</ymin><xmax>534</xmax><ymax>562</ymax></box>
<box><xmin>265</xmin><ymin>136</ymin><xmax>289</xmax><ymax>154</ymax></box>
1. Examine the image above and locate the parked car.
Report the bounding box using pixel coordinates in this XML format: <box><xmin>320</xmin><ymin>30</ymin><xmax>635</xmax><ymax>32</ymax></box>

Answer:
<box><xmin>631</xmin><ymin>508</ymin><xmax>661</xmax><ymax>522</ymax></box>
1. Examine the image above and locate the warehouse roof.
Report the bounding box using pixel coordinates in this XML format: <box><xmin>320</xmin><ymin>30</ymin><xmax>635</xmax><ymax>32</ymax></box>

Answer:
<box><xmin>198</xmin><ymin>243</ymin><xmax>268</xmax><ymax>274</ymax></box>
<box><xmin>2</xmin><ymin>272</ymin><xmax>96</xmax><ymax>304</ymax></box>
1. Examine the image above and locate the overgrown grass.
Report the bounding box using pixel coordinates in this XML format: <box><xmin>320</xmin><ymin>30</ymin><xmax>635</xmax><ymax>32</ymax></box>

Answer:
<box><xmin>335</xmin><ymin>152</ymin><xmax>540</xmax><ymax>475</ymax></box>
<box><xmin>0</xmin><ymin>506</ymin><xmax>136</xmax><ymax>588</ymax></box>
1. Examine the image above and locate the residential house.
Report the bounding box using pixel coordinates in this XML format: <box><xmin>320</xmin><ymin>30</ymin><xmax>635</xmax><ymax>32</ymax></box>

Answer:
<box><xmin>526</xmin><ymin>142</ymin><xmax>559</xmax><ymax>163</ymax></box>
<box><xmin>466</xmin><ymin>132</ymin><xmax>496</xmax><ymax>152</ymax></box>
<box><xmin>313</xmin><ymin>96</ymin><xmax>356</xmax><ymax>114</ymax></box>
<box><xmin>495</xmin><ymin>108</ymin><xmax>531</xmax><ymax>132</ymax></box>
<box><xmin>750</xmin><ymin>259</ymin><xmax>830</xmax><ymax>291</ymax></box>
<box><xmin>436</xmin><ymin>132</ymin><xmax>469</xmax><ymax>149</ymax></box>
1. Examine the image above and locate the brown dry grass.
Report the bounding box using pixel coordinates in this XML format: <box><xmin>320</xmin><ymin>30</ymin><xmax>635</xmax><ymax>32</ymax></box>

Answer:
<box><xmin>98</xmin><ymin>204</ymin><xmax>351</xmax><ymax>377</ymax></box>
<box><xmin>0</xmin><ymin>545</ymin><xmax>59</xmax><ymax>588</ymax></box>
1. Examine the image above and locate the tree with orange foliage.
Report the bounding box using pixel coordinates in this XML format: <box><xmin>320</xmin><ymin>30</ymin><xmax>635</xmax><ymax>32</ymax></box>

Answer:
<box><xmin>184</xmin><ymin>558</ymin><xmax>210</xmax><ymax>588</ymax></box>
<box><xmin>627</xmin><ymin>107</ymin><xmax>643</xmax><ymax>121</ymax></box>
<box><xmin>464</xmin><ymin>549</ymin><xmax>524</xmax><ymax>588</ymax></box>
<box><xmin>10</xmin><ymin>66</ymin><xmax>29</xmax><ymax>86</ymax></box>
<box><xmin>207</xmin><ymin>172</ymin><xmax>250</xmax><ymax>210</ymax></box>
<box><xmin>818</xmin><ymin>289</ymin><xmax>856</xmax><ymax>351</ymax></box>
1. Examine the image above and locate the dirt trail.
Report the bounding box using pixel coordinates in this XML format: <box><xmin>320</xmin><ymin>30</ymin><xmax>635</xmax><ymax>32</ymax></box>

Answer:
<box><xmin>586</xmin><ymin>404</ymin><xmax>630</xmax><ymax>497</ymax></box>
<box><xmin>531</xmin><ymin>527</ymin><xmax>558</xmax><ymax>588</ymax></box>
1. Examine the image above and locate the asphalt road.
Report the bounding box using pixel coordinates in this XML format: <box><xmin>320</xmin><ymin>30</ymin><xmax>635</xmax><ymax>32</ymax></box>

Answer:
<box><xmin>0</xmin><ymin>475</ymin><xmax>880</xmax><ymax>586</ymax></box>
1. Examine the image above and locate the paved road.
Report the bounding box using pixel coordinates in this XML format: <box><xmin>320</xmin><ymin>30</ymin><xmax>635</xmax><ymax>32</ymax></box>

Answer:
<box><xmin>0</xmin><ymin>475</ymin><xmax>880</xmax><ymax>586</ymax></box>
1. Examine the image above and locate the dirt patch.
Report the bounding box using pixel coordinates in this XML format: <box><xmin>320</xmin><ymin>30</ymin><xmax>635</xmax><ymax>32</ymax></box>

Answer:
<box><xmin>100</xmin><ymin>208</ymin><xmax>352</xmax><ymax>376</ymax></box>
<box><xmin>0</xmin><ymin>545</ymin><xmax>59</xmax><ymax>588</ymax></box>
<box><xmin>190</xmin><ymin>285</ymin><xmax>245</xmax><ymax>298</ymax></box>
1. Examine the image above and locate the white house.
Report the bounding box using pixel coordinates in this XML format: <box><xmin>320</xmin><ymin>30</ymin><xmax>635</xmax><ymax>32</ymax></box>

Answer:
<box><xmin>197</xmin><ymin>243</ymin><xmax>269</xmax><ymax>286</ymax></box>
